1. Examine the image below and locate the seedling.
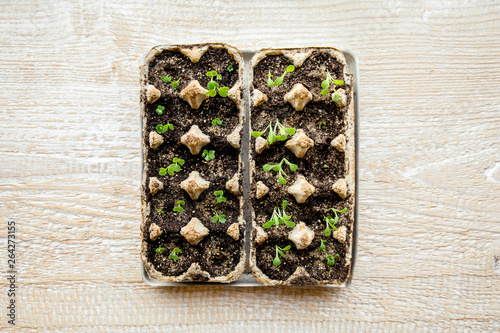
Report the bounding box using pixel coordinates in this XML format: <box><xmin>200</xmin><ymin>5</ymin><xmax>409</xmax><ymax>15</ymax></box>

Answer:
<box><xmin>214</xmin><ymin>190</ymin><xmax>227</xmax><ymax>204</ymax></box>
<box><xmin>156</xmin><ymin>208</ymin><xmax>164</xmax><ymax>215</ymax></box>
<box><xmin>156</xmin><ymin>105</ymin><xmax>165</xmax><ymax>115</ymax></box>
<box><xmin>161</xmin><ymin>75</ymin><xmax>181</xmax><ymax>88</ymax></box>
<box><xmin>252</xmin><ymin>119</ymin><xmax>296</xmax><ymax>145</ymax></box>
<box><xmin>262</xmin><ymin>200</ymin><xmax>295</xmax><ymax>228</ymax></box>
<box><xmin>173</xmin><ymin>200</ymin><xmax>185</xmax><ymax>213</ymax></box>
<box><xmin>318</xmin><ymin>121</ymin><xmax>324</xmax><ymax>128</ymax></box>
<box><xmin>156</xmin><ymin>122</ymin><xmax>174</xmax><ymax>133</ymax></box>
<box><xmin>205</xmin><ymin>71</ymin><xmax>229</xmax><ymax>97</ymax></box>
<box><xmin>267</xmin><ymin>65</ymin><xmax>295</xmax><ymax>87</ymax></box>
<box><xmin>155</xmin><ymin>246</ymin><xmax>165</xmax><ymax>253</ymax></box>
<box><xmin>170</xmin><ymin>78</ymin><xmax>181</xmax><ymax>88</ymax></box>
<box><xmin>211</xmin><ymin>118</ymin><xmax>222</xmax><ymax>127</ymax></box>
<box><xmin>323</xmin><ymin>207</ymin><xmax>347</xmax><ymax>237</ymax></box>
<box><xmin>202</xmin><ymin>149</ymin><xmax>215</xmax><ymax>161</ymax></box>
<box><xmin>326</xmin><ymin>253</ymin><xmax>340</xmax><ymax>266</ymax></box>
<box><xmin>318</xmin><ymin>239</ymin><xmax>327</xmax><ymax>251</ymax></box>
<box><xmin>159</xmin><ymin>157</ymin><xmax>185</xmax><ymax>176</ymax></box>
<box><xmin>273</xmin><ymin>245</ymin><xmax>291</xmax><ymax>266</ymax></box>
<box><xmin>212</xmin><ymin>209</ymin><xmax>226</xmax><ymax>223</ymax></box>
<box><xmin>323</xmin><ymin>164</ymin><xmax>329</xmax><ymax>169</ymax></box>
<box><xmin>227</xmin><ymin>65</ymin><xmax>234</xmax><ymax>72</ymax></box>
<box><xmin>321</xmin><ymin>70</ymin><xmax>344</xmax><ymax>101</ymax></box>
<box><xmin>169</xmin><ymin>248</ymin><xmax>182</xmax><ymax>261</ymax></box>
<box><xmin>263</xmin><ymin>158</ymin><xmax>298</xmax><ymax>185</ymax></box>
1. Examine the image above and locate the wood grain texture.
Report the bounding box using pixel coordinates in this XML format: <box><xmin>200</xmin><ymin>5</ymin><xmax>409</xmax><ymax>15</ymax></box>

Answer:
<box><xmin>0</xmin><ymin>0</ymin><xmax>499</xmax><ymax>331</ymax></box>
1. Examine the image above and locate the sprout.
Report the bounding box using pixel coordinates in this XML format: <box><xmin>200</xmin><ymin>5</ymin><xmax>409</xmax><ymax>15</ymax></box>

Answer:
<box><xmin>227</xmin><ymin>65</ymin><xmax>234</xmax><ymax>72</ymax></box>
<box><xmin>202</xmin><ymin>149</ymin><xmax>215</xmax><ymax>161</ymax></box>
<box><xmin>156</xmin><ymin>105</ymin><xmax>165</xmax><ymax>115</ymax></box>
<box><xmin>214</xmin><ymin>190</ymin><xmax>227</xmax><ymax>204</ymax></box>
<box><xmin>156</xmin><ymin>122</ymin><xmax>174</xmax><ymax>133</ymax></box>
<box><xmin>212</xmin><ymin>209</ymin><xmax>226</xmax><ymax>223</ymax></box>
<box><xmin>251</xmin><ymin>119</ymin><xmax>296</xmax><ymax>145</ymax></box>
<box><xmin>161</xmin><ymin>76</ymin><xmax>172</xmax><ymax>83</ymax></box>
<box><xmin>273</xmin><ymin>245</ymin><xmax>291</xmax><ymax>266</ymax></box>
<box><xmin>323</xmin><ymin>207</ymin><xmax>347</xmax><ymax>237</ymax></box>
<box><xmin>169</xmin><ymin>248</ymin><xmax>182</xmax><ymax>261</ymax></box>
<box><xmin>155</xmin><ymin>247</ymin><xmax>165</xmax><ymax>253</ymax></box>
<box><xmin>262</xmin><ymin>200</ymin><xmax>295</xmax><ymax>228</ymax></box>
<box><xmin>318</xmin><ymin>239</ymin><xmax>327</xmax><ymax>251</ymax></box>
<box><xmin>267</xmin><ymin>65</ymin><xmax>295</xmax><ymax>87</ymax></box>
<box><xmin>326</xmin><ymin>253</ymin><xmax>339</xmax><ymax>266</ymax></box>
<box><xmin>206</xmin><ymin>71</ymin><xmax>229</xmax><ymax>97</ymax></box>
<box><xmin>321</xmin><ymin>70</ymin><xmax>344</xmax><ymax>101</ymax></box>
<box><xmin>160</xmin><ymin>157</ymin><xmax>185</xmax><ymax>176</ymax></box>
<box><xmin>211</xmin><ymin>118</ymin><xmax>222</xmax><ymax>127</ymax></box>
<box><xmin>263</xmin><ymin>158</ymin><xmax>298</xmax><ymax>185</ymax></box>
<box><xmin>156</xmin><ymin>208</ymin><xmax>164</xmax><ymax>215</ymax></box>
<box><xmin>170</xmin><ymin>78</ymin><xmax>181</xmax><ymax>88</ymax></box>
<box><xmin>173</xmin><ymin>200</ymin><xmax>185</xmax><ymax>213</ymax></box>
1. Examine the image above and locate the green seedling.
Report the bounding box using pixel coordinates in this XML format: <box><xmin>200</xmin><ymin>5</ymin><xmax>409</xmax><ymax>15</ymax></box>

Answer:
<box><xmin>262</xmin><ymin>200</ymin><xmax>295</xmax><ymax>228</ymax></box>
<box><xmin>326</xmin><ymin>253</ymin><xmax>340</xmax><ymax>266</ymax></box>
<box><xmin>323</xmin><ymin>207</ymin><xmax>347</xmax><ymax>237</ymax></box>
<box><xmin>156</xmin><ymin>122</ymin><xmax>174</xmax><ymax>133</ymax></box>
<box><xmin>170</xmin><ymin>78</ymin><xmax>181</xmax><ymax>88</ymax></box>
<box><xmin>252</xmin><ymin>119</ymin><xmax>296</xmax><ymax>145</ymax></box>
<box><xmin>212</xmin><ymin>209</ymin><xmax>226</xmax><ymax>223</ymax></box>
<box><xmin>206</xmin><ymin>71</ymin><xmax>229</xmax><ymax>97</ymax></box>
<box><xmin>214</xmin><ymin>190</ymin><xmax>227</xmax><ymax>204</ymax></box>
<box><xmin>273</xmin><ymin>245</ymin><xmax>291</xmax><ymax>266</ymax></box>
<box><xmin>318</xmin><ymin>121</ymin><xmax>324</xmax><ymax>128</ymax></box>
<box><xmin>159</xmin><ymin>157</ymin><xmax>185</xmax><ymax>176</ymax></box>
<box><xmin>169</xmin><ymin>248</ymin><xmax>182</xmax><ymax>261</ymax></box>
<box><xmin>202</xmin><ymin>149</ymin><xmax>215</xmax><ymax>161</ymax></box>
<box><xmin>173</xmin><ymin>200</ymin><xmax>185</xmax><ymax>213</ymax></box>
<box><xmin>321</xmin><ymin>70</ymin><xmax>344</xmax><ymax>101</ymax></box>
<box><xmin>227</xmin><ymin>65</ymin><xmax>234</xmax><ymax>72</ymax></box>
<box><xmin>318</xmin><ymin>239</ymin><xmax>327</xmax><ymax>251</ymax></box>
<box><xmin>156</xmin><ymin>208</ymin><xmax>164</xmax><ymax>215</ymax></box>
<box><xmin>263</xmin><ymin>158</ymin><xmax>298</xmax><ymax>185</ymax></box>
<box><xmin>155</xmin><ymin>246</ymin><xmax>165</xmax><ymax>253</ymax></box>
<box><xmin>211</xmin><ymin>118</ymin><xmax>222</xmax><ymax>127</ymax></box>
<box><xmin>267</xmin><ymin>65</ymin><xmax>295</xmax><ymax>87</ymax></box>
<box><xmin>156</xmin><ymin>105</ymin><xmax>165</xmax><ymax>115</ymax></box>
<box><xmin>323</xmin><ymin>164</ymin><xmax>329</xmax><ymax>169</ymax></box>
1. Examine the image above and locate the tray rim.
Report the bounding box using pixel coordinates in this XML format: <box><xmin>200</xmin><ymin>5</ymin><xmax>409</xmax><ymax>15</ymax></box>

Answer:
<box><xmin>141</xmin><ymin>48</ymin><xmax>359</xmax><ymax>287</ymax></box>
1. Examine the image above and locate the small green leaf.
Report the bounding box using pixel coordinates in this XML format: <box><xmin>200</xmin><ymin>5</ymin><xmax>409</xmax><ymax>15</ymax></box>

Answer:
<box><xmin>167</xmin><ymin>123</ymin><xmax>174</xmax><ymax>130</ymax></box>
<box><xmin>267</xmin><ymin>77</ymin><xmax>274</xmax><ymax>87</ymax></box>
<box><xmin>172</xmin><ymin>164</ymin><xmax>181</xmax><ymax>172</ymax></box>
<box><xmin>216</xmin><ymin>74</ymin><xmax>222</xmax><ymax>80</ymax></box>
<box><xmin>219</xmin><ymin>215</ymin><xmax>226</xmax><ymax>223</ymax></box>
<box><xmin>278</xmin><ymin>174</ymin><xmax>286</xmax><ymax>185</ymax></box>
<box><xmin>285</xmin><ymin>128</ymin><xmax>296</xmax><ymax>135</ymax></box>
<box><xmin>227</xmin><ymin>65</ymin><xmax>234</xmax><ymax>72</ymax></box>
<box><xmin>156</xmin><ymin>105</ymin><xmax>165</xmax><ymax>115</ymax></box>
<box><xmin>263</xmin><ymin>164</ymin><xmax>273</xmax><ymax>172</ymax></box>
<box><xmin>174</xmin><ymin>248</ymin><xmax>182</xmax><ymax>253</ymax></box>
<box><xmin>207</xmin><ymin>81</ymin><xmax>217</xmax><ymax>90</ymax></box>
<box><xmin>218</xmin><ymin>87</ymin><xmax>229</xmax><ymax>97</ymax></box>
<box><xmin>177</xmin><ymin>200</ymin><xmax>185</xmax><ymax>205</ymax></box>
<box><xmin>339</xmin><ymin>208</ymin><xmax>347</xmax><ymax>213</ymax></box>
<box><xmin>288</xmin><ymin>163</ymin><xmax>298</xmax><ymax>171</ymax></box>
<box><xmin>321</xmin><ymin>88</ymin><xmax>329</xmax><ymax>95</ymax></box>
<box><xmin>267</xmin><ymin>70</ymin><xmax>273</xmax><ymax>78</ymax></box>
<box><xmin>169</xmin><ymin>254</ymin><xmax>178</xmax><ymax>261</ymax></box>
<box><xmin>208</xmin><ymin>90</ymin><xmax>217</xmax><ymax>97</ymax></box>
<box><xmin>217</xmin><ymin>197</ymin><xmax>227</xmax><ymax>203</ymax></box>
<box><xmin>334</xmin><ymin>93</ymin><xmax>340</xmax><ymax>102</ymax></box>
<box><xmin>207</xmin><ymin>71</ymin><xmax>217</xmax><ymax>77</ymax></box>
<box><xmin>325</xmin><ymin>226</ymin><xmax>331</xmax><ymax>237</ymax></box>
<box><xmin>321</xmin><ymin>80</ymin><xmax>329</xmax><ymax>89</ymax></box>
<box><xmin>286</xmin><ymin>65</ymin><xmax>295</xmax><ymax>72</ymax></box>
<box><xmin>283</xmin><ymin>245</ymin><xmax>291</xmax><ymax>251</ymax></box>
<box><xmin>272</xmin><ymin>164</ymin><xmax>280</xmax><ymax>171</ymax></box>
<box><xmin>167</xmin><ymin>168</ymin><xmax>174</xmax><ymax>175</ymax></box>
<box><xmin>156</xmin><ymin>125</ymin><xmax>165</xmax><ymax>133</ymax></box>
<box><xmin>173</xmin><ymin>206</ymin><xmax>183</xmax><ymax>212</ymax></box>
<box><xmin>262</xmin><ymin>220</ymin><xmax>275</xmax><ymax>228</ymax></box>
<box><xmin>273</xmin><ymin>257</ymin><xmax>281</xmax><ymax>266</ymax></box>
<box><xmin>278</xmin><ymin>250</ymin><xmax>286</xmax><ymax>258</ymax></box>
<box><xmin>276</xmin><ymin>135</ymin><xmax>287</xmax><ymax>141</ymax></box>
<box><xmin>159</xmin><ymin>168</ymin><xmax>166</xmax><ymax>176</ymax></box>
<box><xmin>274</xmin><ymin>76</ymin><xmax>283</xmax><ymax>86</ymax></box>
<box><xmin>285</xmin><ymin>221</ymin><xmax>295</xmax><ymax>228</ymax></box>
<box><xmin>214</xmin><ymin>190</ymin><xmax>223</xmax><ymax>196</ymax></box>
<box><xmin>333</xmin><ymin>80</ymin><xmax>344</xmax><ymax>85</ymax></box>
<box><xmin>282</xmin><ymin>200</ymin><xmax>288</xmax><ymax>209</ymax></box>
<box><xmin>171</xmin><ymin>80</ymin><xmax>180</xmax><ymax>88</ymax></box>
<box><xmin>212</xmin><ymin>216</ymin><xmax>218</xmax><ymax>223</ymax></box>
<box><xmin>252</xmin><ymin>131</ymin><xmax>263</xmax><ymax>137</ymax></box>
<box><xmin>161</xmin><ymin>76</ymin><xmax>172</xmax><ymax>83</ymax></box>
<box><xmin>156</xmin><ymin>247</ymin><xmax>165</xmax><ymax>253</ymax></box>
<box><xmin>177</xmin><ymin>158</ymin><xmax>185</xmax><ymax>165</ymax></box>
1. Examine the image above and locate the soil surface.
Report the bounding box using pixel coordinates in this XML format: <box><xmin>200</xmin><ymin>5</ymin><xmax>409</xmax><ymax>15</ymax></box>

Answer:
<box><xmin>250</xmin><ymin>51</ymin><xmax>354</xmax><ymax>284</ymax></box>
<box><xmin>141</xmin><ymin>45</ymin><xmax>243</xmax><ymax>279</ymax></box>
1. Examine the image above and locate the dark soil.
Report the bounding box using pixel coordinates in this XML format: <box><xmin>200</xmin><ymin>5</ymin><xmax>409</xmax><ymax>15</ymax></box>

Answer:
<box><xmin>142</xmin><ymin>45</ymin><xmax>243</xmax><ymax>279</ymax></box>
<box><xmin>250</xmin><ymin>51</ymin><xmax>354</xmax><ymax>283</ymax></box>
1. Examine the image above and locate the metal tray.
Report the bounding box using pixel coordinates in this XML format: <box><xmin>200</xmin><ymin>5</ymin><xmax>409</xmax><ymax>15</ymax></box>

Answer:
<box><xmin>142</xmin><ymin>49</ymin><xmax>359</xmax><ymax>287</ymax></box>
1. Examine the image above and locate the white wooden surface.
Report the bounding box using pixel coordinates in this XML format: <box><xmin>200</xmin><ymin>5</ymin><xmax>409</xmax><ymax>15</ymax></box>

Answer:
<box><xmin>1</xmin><ymin>0</ymin><xmax>499</xmax><ymax>331</ymax></box>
